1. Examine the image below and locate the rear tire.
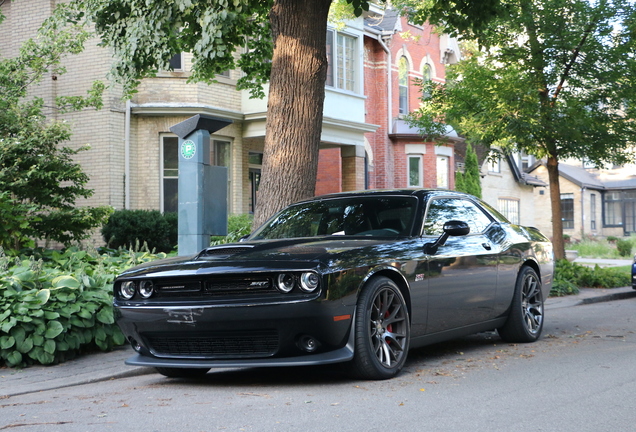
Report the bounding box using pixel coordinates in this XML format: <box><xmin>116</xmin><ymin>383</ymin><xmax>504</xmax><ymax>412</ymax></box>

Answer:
<box><xmin>155</xmin><ymin>367</ymin><xmax>210</xmax><ymax>378</ymax></box>
<box><xmin>348</xmin><ymin>277</ymin><xmax>410</xmax><ymax>380</ymax></box>
<box><xmin>498</xmin><ymin>266</ymin><xmax>544</xmax><ymax>343</ymax></box>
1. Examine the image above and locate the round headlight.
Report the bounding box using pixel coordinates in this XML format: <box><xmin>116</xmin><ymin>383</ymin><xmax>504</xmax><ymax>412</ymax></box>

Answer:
<box><xmin>139</xmin><ymin>280</ymin><xmax>154</xmax><ymax>298</ymax></box>
<box><xmin>120</xmin><ymin>281</ymin><xmax>136</xmax><ymax>300</ymax></box>
<box><xmin>276</xmin><ymin>273</ymin><xmax>296</xmax><ymax>293</ymax></box>
<box><xmin>300</xmin><ymin>272</ymin><xmax>320</xmax><ymax>292</ymax></box>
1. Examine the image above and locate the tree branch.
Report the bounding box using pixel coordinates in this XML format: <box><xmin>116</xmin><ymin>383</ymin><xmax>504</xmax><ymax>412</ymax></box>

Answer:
<box><xmin>551</xmin><ymin>21</ymin><xmax>597</xmax><ymax>104</ymax></box>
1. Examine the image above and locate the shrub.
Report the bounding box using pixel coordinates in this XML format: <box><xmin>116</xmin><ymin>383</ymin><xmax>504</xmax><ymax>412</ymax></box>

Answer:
<box><xmin>551</xmin><ymin>259</ymin><xmax>631</xmax><ymax>297</ymax></box>
<box><xmin>102</xmin><ymin>210</ymin><xmax>177</xmax><ymax>253</ymax></box>
<box><xmin>210</xmin><ymin>214</ymin><xmax>253</xmax><ymax>245</ymax></box>
<box><xmin>616</xmin><ymin>238</ymin><xmax>632</xmax><ymax>257</ymax></box>
<box><xmin>0</xmin><ymin>247</ymin><xmax>167</xmax><ymax>367</ymax></box>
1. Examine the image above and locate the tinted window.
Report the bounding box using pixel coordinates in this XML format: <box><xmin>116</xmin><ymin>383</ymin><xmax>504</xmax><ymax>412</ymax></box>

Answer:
<box><xmin>424</xmin><ymin>198</ymin><xmax>493</xmax><ymax>236</ymax></box>
<box><xmin>251</xmin><ymin>197</ymin><xmax>417</xmax><ymax>240</ymax></box>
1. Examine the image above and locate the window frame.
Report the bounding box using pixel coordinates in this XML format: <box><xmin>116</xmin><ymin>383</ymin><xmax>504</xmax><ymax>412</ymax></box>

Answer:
<box><xmin>326</xmin><ymin>29</ymin><xmax>358</xmax><ymax>93</ymax></box>
<box><xmin>497</xmin><ymin>198</ymin><xmax>520</xmax><ymax>225</ymax></box>
<box><xmin>161</xmin><ymin>135</ymin><xmax>179</xmax><ymax>213</ymax></box>
<box><xmin>407</xmin><ymin>155</ymin><xmax>423</xmax><ymax>188</ymax></box>
<box><xmin>436</xmin><ymin>155</ymin><xmax>449</xmax><ymax>189</ymax></box>
<box><xmin>398</xmin><ymin>56</ymin><xmax>409</xmax><ymax>115</ymax></box>
<box><xmin>561</xmin><ymin>193</ymin><xmax>575</xmax><ymax>230</ymax></box>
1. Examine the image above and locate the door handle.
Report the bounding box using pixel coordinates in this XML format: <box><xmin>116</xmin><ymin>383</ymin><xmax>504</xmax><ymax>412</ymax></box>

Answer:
<box><xmin>482</xmin><ymin>243</ymin><xmax>492</xmax><ymax>250</ymax></box>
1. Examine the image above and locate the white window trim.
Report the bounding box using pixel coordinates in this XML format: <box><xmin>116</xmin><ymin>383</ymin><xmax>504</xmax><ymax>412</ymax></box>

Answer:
<box><xmin>408</xmin><ymin>154</ymin><xmax>423</xmax><ymax>188</ymax></box>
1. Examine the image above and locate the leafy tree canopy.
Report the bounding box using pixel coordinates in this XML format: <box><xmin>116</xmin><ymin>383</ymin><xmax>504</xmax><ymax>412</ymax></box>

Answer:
<box><xmin>0</xmin><ymin>7</ymin><xmax>110</xmax><ymax>249</ymax></box>
<box><xmin>406</xmin><ymin>0</ymin><xmax>636</xmax><ymax>259</ymax></box>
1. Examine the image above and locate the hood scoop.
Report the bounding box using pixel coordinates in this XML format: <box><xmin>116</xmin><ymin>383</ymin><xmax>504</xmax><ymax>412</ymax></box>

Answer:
<box><xmin>196</xmin><ymin>245</ymin><xmax>255</xmax><ymax>259</ymax></box>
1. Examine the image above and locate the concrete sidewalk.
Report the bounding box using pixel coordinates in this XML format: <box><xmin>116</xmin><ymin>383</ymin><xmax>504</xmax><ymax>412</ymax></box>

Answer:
<box><xmin>2</xmin><ymin>284</ymin><xmax>635</xmax><ymax>399</ymax></box>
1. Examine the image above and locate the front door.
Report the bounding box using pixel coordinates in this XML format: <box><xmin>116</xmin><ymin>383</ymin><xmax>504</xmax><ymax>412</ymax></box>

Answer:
<box><xmin>422</xmin><ymin>197</ymin><xmax>500</xmax><ymax>334</ymax></box>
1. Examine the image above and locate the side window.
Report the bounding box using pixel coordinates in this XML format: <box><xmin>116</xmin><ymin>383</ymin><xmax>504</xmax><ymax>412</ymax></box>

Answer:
<box><xmin>423</xmin><ymin>198</ymin><xmax>465</xmax><ymax>235</ymax></box>
<box><xmin>424</xmin><ymin>198</ymin><xmax>492</xmax><ymax>235</ymax></box>
<box><xmin>461</xmin><ymin>200</ymin><xmax>493</xmax><ymax>233</ymax></box>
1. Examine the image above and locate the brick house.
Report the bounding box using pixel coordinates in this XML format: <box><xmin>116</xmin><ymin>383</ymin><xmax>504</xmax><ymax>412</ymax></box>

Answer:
<box><xmin>316</xmin><ymin>7</ymin><xmax>463</xmax><ymax>195</ymax></box>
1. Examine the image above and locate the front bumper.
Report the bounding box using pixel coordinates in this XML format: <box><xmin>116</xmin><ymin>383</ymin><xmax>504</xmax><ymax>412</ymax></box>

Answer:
<box><xmin>115</xmin><ymin>299</ymin><xmax>356</xmax><ymax>368</ymax></box>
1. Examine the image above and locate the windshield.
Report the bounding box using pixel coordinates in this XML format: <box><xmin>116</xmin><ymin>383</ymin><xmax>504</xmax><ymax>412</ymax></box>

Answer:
<box><xmin>251</xmin><ymin>196</ymin><xmax>418</xmax><ymax>240</ymax></box>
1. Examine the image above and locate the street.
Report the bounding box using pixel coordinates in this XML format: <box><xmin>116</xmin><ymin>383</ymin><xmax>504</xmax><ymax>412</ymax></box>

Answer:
<box><xmin>2</xmin><ymin>297</ymin><xmax>635</xmax><ymax>432</ymax></box>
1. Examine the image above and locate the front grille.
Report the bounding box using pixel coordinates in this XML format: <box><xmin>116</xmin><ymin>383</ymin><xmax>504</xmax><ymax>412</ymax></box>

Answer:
<box><xmin>205</xmin><ymin>278</ymin><xmax>274</xmax><ymax>296</ymax></box>
<box><xmin>153</xmin><ymin>277</ymin><xmax>276</xmax><ymax>298</ymax></box>
<box><xmin>145</xmin><ymin>330</ymin><xmax>279</xmax><ymax>358</ymax></box>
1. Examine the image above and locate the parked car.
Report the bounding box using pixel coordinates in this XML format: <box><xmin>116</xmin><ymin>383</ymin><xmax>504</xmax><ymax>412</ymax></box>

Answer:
<box><xmin>632</xmin><ymin>254</ymin><xmax>636</xmax><ymax>289</ymax></box>
<box><xmin>113</xmin><ymin>189</ymin><xmax>554</xmax><ymax>380</ymax></box>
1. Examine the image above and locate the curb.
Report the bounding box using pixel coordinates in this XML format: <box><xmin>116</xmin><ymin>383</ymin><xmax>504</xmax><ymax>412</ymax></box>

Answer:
<box><xmin>578</xmin><ymin>289</ymin><xmax>636</xmax><ymax>305</ymax></box>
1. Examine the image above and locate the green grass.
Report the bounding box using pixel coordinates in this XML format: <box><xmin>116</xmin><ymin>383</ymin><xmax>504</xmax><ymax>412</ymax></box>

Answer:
<box><xmin>566</xmin><ymin>235</ymin><xmax>636</xmax><ymax>259</ymax></box>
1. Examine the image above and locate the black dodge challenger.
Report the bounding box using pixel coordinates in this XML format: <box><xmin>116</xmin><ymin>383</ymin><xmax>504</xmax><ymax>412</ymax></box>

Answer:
<box><xmin>114</xmin><ymin>189</ymin><xmax>554</xmax><ymax>380</ymax></box>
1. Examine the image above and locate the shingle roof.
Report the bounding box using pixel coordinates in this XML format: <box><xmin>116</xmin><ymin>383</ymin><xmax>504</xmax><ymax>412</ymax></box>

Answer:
<box><xmin>364</xmin><ymin>8</ymin><xmax>400</xmax><ymax>33</ymax></box>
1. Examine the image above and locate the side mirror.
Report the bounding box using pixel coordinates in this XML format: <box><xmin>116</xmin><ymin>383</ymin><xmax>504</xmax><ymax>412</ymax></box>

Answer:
<box><xmin>424</xmin><ymin>220</ymin><xmax>470</xmax><ymax>254</ymax></box>
<box><xmin>239</xmin><ymin>234</ymin><xmax>250</xmax><ymax>242</ymax></box>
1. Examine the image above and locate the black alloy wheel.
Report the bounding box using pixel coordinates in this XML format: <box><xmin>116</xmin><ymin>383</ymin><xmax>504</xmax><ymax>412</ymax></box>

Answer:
<box><xmin>349</xmin><ymin>276</ymin><xmax>410</xmax><ymax>380</ymax></box>
<box><xmin>498</xmin><ymin>266</ymin><xmax>544</xmax><ymax>343</ymax></box>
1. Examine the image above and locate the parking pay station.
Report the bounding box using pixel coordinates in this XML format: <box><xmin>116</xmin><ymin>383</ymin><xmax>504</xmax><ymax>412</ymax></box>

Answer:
<box><xmin>169</xmin><ymin>114</ymin><xmax>232</xmax><ymax>256</ymax></box>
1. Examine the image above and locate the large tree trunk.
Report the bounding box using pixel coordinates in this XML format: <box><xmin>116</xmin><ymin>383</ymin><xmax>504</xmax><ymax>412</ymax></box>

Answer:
<box><xmin>253</xmin><ymin>0</ymin><xmax>333</xmax><ymax>228</ymax></box>
<box><xmin>547</xmin><ymin>155</ymin><xmax>565</xmax><ymax>260</ymax></box>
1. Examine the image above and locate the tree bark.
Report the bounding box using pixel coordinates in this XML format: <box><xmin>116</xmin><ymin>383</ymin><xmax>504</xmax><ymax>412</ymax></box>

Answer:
<box><xmin>547</xmin><ymin>155</ymin><xmax>565</xmax><ymax>261</ymax></box>
<box><xmin>253</xmin><ymin>0</ymin><xmax>333</xmax><ymax>228</ymax></box>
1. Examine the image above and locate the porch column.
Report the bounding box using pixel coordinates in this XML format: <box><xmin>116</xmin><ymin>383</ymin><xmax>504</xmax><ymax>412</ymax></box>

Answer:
<box><xmin>341</xmin><ymin>145</ymin><xmax>366</xmax><ymax>191</ymax></box>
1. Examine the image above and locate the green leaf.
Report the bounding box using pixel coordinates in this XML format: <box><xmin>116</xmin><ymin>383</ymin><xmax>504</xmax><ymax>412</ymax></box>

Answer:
<box><xmin>96</xmin><ymin>308</ymin><xmax>114</xmax><ymax>324</ymax></box>
<box><xmin>43</xmin><ymin>339</ymin><xmax>56</xmax><ymax>354</ymax></box>
<box><xmin>16</xmin><ymin>336</ymin><xmax>33</xmax><ymax>354</ymax></box>
<box><xmin>36</xmin><ymin>288</ymin><xmax>51</xmax><ymax>304</ymax></box>
<box><xmin>6</xmin><ymin>350</ymin><xmax>23</xmax><ymax>367</ymax></box>
<box><xmin>32</xmin><ymin>334</ymin><xmax>44</xmax><ymax>346</ymax></box>
<box><xmin>70</xmin><ymin>316</ymin><xmax>85</xmax><ymax>327</ymax></box>
<box><xmin>112</xmin><ymin>328</ymin><xmax>126</xmax><ymax>346</ymax></box>
<box><xmin>45</xmin><ymin>320</ymin><xmax>64</xmax><ymax>339</ymax></box>
<box><xmin>44</xmin><ymin>311</ymin><xmax>60</xmax><ymax>320</ymax></box>
<box><xmin>52</xmin><ymin>275</ymin><xmax>80</xmax><ymax>289</ymax></box>
<box><xmin>1</xmin><ymin>316</ymin><xmax>17</xmax><ymax>333</ymax></box>
<box><xmin>95</xmin><ymin>327</ymin><xmax>107</xmax><ymax>341</ymax></box>
<box><xmin>0</xmin><ymin>335</ymin><xmax>15</xmax><ymax>349</ymax></box>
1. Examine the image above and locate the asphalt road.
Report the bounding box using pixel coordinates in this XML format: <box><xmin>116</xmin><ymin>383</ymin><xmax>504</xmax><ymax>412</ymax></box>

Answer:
<box><xmin>2</xmin><ymin>297</ymin><xmax>635</xmax><ymax>432</ymax></box>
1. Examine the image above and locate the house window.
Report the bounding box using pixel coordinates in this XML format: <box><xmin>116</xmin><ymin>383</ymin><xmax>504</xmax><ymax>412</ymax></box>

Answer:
<box><xmin>436</xmin><ymin>156</ymin><xmax>449</xmax><ymax>189</ymax></box>
<box><xmin>422</xmin><ymin>63</ymin><xmax>432</xmax><ymax>81</ymax></box>
<box><xmin>398</xmin><ymin>56</ymin><xmax>409</xmax><ymax>114</ymax></box>
<box><xmin>249</xmin><ymin>152</ymin><xmax>263</xmax><ymax>214</ymax></box>
<box><xmin>624</xmin><ymin>191</ymin><xmax>636</xmax><ymax>234</ymax></box>
<box><xmin>590</xmin><ymin>193</ymin><xmax>596</xmax><ymax>230</ymax></box>
<box><xmin>408</xmin><ymin>155</ymin><xmax>422</xmax><ymax>187</ymax></box>
<box><xmin>161</xmin><ymin>136</ymin><xmax>179</xmax><ymax>213</ymax></box>
<box><xmin>489</xmin><ymin>156</ymin><xmax>501</xmax><ymax>173</ymax></box>
<box><xmin>497</xmin><ymin>198</ymin><xmax>520</xmax><ymax>225</ymax></box>
<box><xmin>161</xmin><ymin>137</ymin><xmax>232</xmax><ymax>213</ymax></box>
<box><xmin>169</xmin><ymin>53</ymin><xmax>183</xmax><ymax>71</ymax></box>
<box><xmin>603</xmin><ymin>191</ymin><xmax>623</xmax><ymax>226</ymax></box>
<box><xmin>326</xmin><ymin>30</ymin><xmax>356</xmax><ymax>92</ymax></box>
<box><xmin>561</xmin><ymin>193</ymin><xmax>574</xmax><ymax>229</ymax></box>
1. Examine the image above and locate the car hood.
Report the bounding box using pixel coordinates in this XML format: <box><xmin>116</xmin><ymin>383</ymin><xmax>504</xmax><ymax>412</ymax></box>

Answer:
<box><xmin>117</xmin><ymin>237</ymin><xmax>400</xmax><ymax>278</ymax></box>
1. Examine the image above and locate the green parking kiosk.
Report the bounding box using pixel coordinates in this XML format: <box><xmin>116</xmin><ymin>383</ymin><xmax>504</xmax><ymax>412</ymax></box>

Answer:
<box><xmin>169</xmin><ymin>114</ymin><xmax>232</xmax><ymax>256</ymax></box>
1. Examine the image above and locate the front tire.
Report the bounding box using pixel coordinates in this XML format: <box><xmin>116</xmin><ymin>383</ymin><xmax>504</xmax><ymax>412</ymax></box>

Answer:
<box><xmin>349</xmin><ymin>277</ymin><xmax>410</xmax><ymax>380</ymax></box>
<box><xmin>498</xmin><ymin>266</ymin><xmax>544</xmax><ymax>343</ymax></box>
<box><xmin>155</xmin><ymin>367</ymin><xmax>210</xmax><ymax>378</ymax></box>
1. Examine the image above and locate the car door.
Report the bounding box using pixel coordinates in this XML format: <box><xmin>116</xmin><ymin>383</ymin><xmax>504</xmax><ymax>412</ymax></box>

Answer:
<box><xmin>423</xmin><ymin>197</ymin><xmax>500</xmax><ymax>334</ymax></box>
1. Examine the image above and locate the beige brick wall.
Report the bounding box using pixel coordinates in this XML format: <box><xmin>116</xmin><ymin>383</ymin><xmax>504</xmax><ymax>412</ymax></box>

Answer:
<box><xmin>481</xmin><ymin>159</ymin><xmax>539</xmax><ymax>227</ymax></box>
